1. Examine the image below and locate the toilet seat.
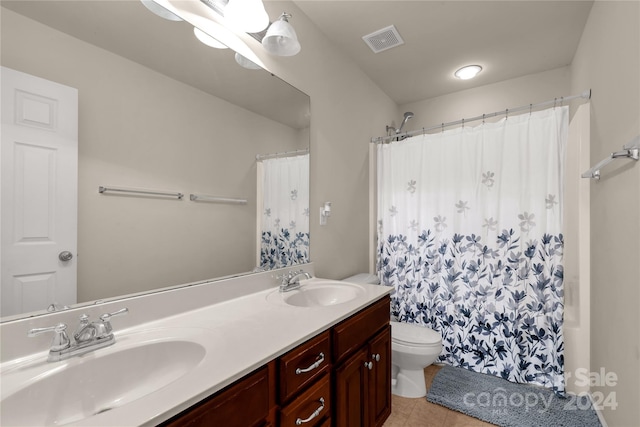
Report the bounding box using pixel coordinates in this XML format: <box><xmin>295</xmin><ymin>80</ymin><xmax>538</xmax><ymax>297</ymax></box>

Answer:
<box><xmin>391</xmin><ymin>321</ymin><xmax>441</xmax><ymax>347</ymax></box>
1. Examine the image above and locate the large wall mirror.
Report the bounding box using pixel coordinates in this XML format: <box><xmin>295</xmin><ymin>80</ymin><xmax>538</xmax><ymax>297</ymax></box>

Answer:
<box><xmin>0</xmin><ymin>1</ymin><xmax>310</xmax><ymax>321</ymax></box>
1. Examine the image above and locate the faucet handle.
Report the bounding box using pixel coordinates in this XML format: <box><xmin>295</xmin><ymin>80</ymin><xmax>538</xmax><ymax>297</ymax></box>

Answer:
<box><xmin>99</xmin><ymin>307</ymin><xmax>129</xmax><ymax>323</ymax></box>
<box><xmin>94</xmin><ymin>308</ymin><xmax>128</xmax><ymax>338</ymax></box>
<box><xmin>28</xmin><ymin>323</ymin><xmax>71</xmax><ymax>352</ymax></box>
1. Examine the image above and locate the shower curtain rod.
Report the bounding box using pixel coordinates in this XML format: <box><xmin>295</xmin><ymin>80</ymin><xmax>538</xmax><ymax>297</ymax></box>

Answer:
<box><xmin>371</xmin><ymin>89</ymin><xmax>591</xmax><ymax>144</ymax></box>
<box><xmin>256</xmin><ymin>148</ymin><xmax>309</xmax><ymax>161</ymax></box>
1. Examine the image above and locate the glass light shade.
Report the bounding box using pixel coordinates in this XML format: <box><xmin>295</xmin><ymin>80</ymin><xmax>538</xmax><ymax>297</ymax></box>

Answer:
<box><xmin>140</xmin><ymin>0</ymin><xmax>183</xmax><ymax>21</ymax></box>
<box><xmin>224</xmin><ymin>0</ymin><xmax>269</xmax><ymax>33</ymax></box>
<box><xmin>262</xmin><ymin>16</ymin><xmax>301</xmax><ymax>57</ymax></box>
<box><xmin>194</xmin><ymin>27</ymin><xmax>228</xmax><ymax>49</ymax></box>
<box><xmin>234</xmin><ymin>53</ymin><xmax>262</xmax><ymax>70</ymax></box>
<box><xmin>454</xmin><ymin>65</ymin><xmax>482</xmax><ymax>80</ymax></box>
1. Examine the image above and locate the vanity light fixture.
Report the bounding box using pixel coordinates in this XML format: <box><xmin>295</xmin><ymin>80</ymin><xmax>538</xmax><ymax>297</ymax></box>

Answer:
<box><xmin>320</xmin><ymin>202</ymin><xmax>331</xmax><ymax>226</ymax></box>
<box><xmin>234</xmin><ymin>52</ymin><xmax>262</xmax><ymax>70</ymax></box>
<box><xmin>194</xmin><ymin>27</ymin><xmax>228</xmax><ymax>49</ymax></box>
<box><xmin>454</xmin><ymin>65</ymin><xmax>482</xmax><ymax>80</ymax></box>
<box><xmin>140</xmin><ymin>0</ymin><xmax>183</xmax><ymax>21</ymax></box>
<box><xmin>262</xmin><ymin>13</ymin><xmax>301</xmax><ymax>57</ymax></box>
<box><xmin>224</xmin><ymin>0</ymin><xmax>269</xmax><ymax>34</ymax></box>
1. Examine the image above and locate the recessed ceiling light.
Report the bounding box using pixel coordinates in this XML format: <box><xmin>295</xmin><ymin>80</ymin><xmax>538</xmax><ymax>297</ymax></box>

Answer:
<box><xmin>454</xmin><ymin>65</ymin><xmax>482</xmax><ymax>80</ymax></box>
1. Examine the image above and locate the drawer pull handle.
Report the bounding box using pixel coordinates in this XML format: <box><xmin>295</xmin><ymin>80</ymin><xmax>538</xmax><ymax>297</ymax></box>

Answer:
<box><xmin>295</xmin><ymin>397</ymin><xmax>325</xmax><ymax>425</ymax></box>
<box><xmin>295</xmin><ymin>352</ymin><xmax>325</xmax><ymax>375</ymax></box>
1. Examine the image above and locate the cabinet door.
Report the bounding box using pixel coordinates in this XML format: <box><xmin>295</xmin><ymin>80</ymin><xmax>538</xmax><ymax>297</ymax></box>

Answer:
<box><xmin>368</xmin><ymin>326</ymin><xmax>392</xmax><ymax>427</ymax></box>
<box><xmin>334</xmin><ymin>347</ymin><xmax>369</xmax><ymax>427</ymax></box>
<box><xmin>280</xmin><ymin>374</ymin><xmax>331</xmax><ymax>427</ymax></box>
<box><xmin>161</xmin><ymin>366</ymin><xmax>271</xmax><ymax>427</ymax></box>
<box><xmin>332</xmin><ymin>296</ymin><xmax>390</xmax><ymax>364</ymax></box>
<box><xmin>279</xmin><ymin>331</ymin><xmax>331</xmax><ymax>403</ymax></box>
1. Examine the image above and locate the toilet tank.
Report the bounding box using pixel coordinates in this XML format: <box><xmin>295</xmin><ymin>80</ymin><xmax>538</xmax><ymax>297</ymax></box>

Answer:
<box><xmin>342</xmin><ymin>273</ymin><xmax>380</xmax><ymax>285</ymax></box>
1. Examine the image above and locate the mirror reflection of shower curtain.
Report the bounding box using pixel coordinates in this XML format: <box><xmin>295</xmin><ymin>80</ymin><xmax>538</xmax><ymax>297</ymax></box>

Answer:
<box><xmin>257</xmin><ymin>154</ymin><xmax>309</xmax><ymax>269</ymax></box>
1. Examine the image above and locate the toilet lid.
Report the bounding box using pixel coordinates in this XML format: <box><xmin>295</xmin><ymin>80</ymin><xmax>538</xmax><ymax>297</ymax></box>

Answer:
<box><xmin>391</xmin><ymin>321</ymin><xmax>442</xmax><ymax>345</ymax></box>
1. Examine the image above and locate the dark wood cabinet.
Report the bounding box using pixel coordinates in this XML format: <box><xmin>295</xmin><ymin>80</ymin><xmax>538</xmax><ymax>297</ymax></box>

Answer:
<box><xmin>161</xmin><ymin>364</ymin><xmax>275</xmax><ymax>427</ymax></box>
<box><xmin>333</xmin><ymin>327</ymin><xmax>391</xmax><ymax>427</ymax></box>
<box><xmin>159</xmin><ymin>296</ymin><xmax>391</xmax><ymax>427</ymax></box>
<box><xmin>334</xmin><ymin>347</ymin><xmax>370</xmax><ymax>426</ymax></box>
<box><xmin>367</xmin><ymin>325</ymin><xmax>392</xmax><ymax>427</ymax></box>
<box><xmin>280</xmin><ymin>374</ymin><xmax>331</xmax><ymax>426</ymax></box>
<box><xmin>279</xmin><ymin>331</ymin><xmax>331</xmax><ymax>404</ymax></box>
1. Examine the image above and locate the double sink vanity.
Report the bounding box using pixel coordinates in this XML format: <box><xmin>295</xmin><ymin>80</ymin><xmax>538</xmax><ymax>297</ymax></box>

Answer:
<box><xmin>0</xmin><ymin>266</ymin><xmax>392</xmax><ymax>426</ymax></box>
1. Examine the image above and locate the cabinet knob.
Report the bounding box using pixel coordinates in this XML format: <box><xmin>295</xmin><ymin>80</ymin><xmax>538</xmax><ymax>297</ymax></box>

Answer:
<box><xmin>364</xmin><ymin>361</ymin><xmax>373</xmax><ymax>370</ymax></box>
<box><xmin>372</xmin><ymin>353</ymin><xmax>381</xmax><ymax>362</ymax></box>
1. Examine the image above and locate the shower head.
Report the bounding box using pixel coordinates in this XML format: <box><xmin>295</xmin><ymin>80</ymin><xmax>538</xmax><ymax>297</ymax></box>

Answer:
<box><xmin>397</xmin><ymin>111</ymin><xmax>414</xmax><ymax>133</ymax></box>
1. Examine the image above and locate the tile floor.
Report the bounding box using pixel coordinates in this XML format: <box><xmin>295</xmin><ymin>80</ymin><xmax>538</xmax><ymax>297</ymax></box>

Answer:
<box><xmin>382</xmin><ymin>365</ymin><xmax>496</xmax><ymax>427</ymax></box>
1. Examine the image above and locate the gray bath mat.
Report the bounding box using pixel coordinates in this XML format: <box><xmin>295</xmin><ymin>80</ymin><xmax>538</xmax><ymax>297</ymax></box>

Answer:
<box><xmin>427</xmin><ymin>365</ymin><xmax>601</xmax><ymax>427</ymax></box>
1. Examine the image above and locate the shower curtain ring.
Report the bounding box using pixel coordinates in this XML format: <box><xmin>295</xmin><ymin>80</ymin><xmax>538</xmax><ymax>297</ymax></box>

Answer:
<box><xmin>441</xmin><ymin>123</ymin><xmax>444</xmax><ymax>133</ymax></box>
<box><xmin>560</xmin><ymin>96</ymin><xmax>564</xmax><ymax>106</ymax></box>
<box><xmin>482</xmin><ymin>114</ymin><xmax>485</xmax><ymax>125</ymax></box>
<box><xmin>505</xmin><ymin>108</ymin><xmax>509</xmax><ymax>119</ymax></box>
<box><xmin>462</xmin><ymin>118</ymin><xmax>465</xmax><ymax>128</ymax></box>
<box><xmin>529</xmin><ymin>104</ymin><xmax>533</xmax><ymax>115</ymax></box>
<box><xmin>554</xmin><ymin>98</ymin><xmax>557</xmax><ymax>109</ymax></box>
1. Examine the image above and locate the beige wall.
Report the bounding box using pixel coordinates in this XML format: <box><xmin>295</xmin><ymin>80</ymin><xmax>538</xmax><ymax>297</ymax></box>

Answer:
<box><xmin>2</xmin><ymin>9</ymin><xmax>303</xmax><ymax>302</ymax></box>
<box><xmin>571</xmin><ymin>2</ymin><xmax>640</xmax><ymax>426</ymax></box>
<box><xmin>399</xmin><ymin>66</ymin><xmax>571</xmax><ymax>131</ymax></box>
<box><xmin>255</xmin><ymin>2</ymin><xmax>398</xmax><ymax>279</ymax></box>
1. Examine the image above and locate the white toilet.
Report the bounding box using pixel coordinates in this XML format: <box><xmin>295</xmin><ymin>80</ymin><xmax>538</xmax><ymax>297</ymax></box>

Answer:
<box><xmin>343</xmin><ymin>274</ymin><xmax>443</xmax><ymax>398</ymax></box>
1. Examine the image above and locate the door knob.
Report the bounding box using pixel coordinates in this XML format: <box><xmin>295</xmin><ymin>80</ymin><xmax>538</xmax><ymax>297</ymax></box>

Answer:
<box><xmin>58</xmin><ymin>251</ymin><xmax>73</xmax><ymax>262</ymax></box>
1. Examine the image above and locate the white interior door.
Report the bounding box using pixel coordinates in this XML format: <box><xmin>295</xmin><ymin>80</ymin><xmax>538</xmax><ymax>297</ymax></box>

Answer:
<box><xmin>1</xmin><ymin>66</ymin><xmax>78</xmax><ymax>317</ymax></box>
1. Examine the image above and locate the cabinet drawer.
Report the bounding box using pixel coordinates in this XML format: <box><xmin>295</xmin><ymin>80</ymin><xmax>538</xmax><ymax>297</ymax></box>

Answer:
<box><xmin>280</xmin><ymin>374</ymin><xmax>331</xmax><ymax>427</ymax></box>
<box><xmin>161</xmin><ymin>365</ymin><xmax>271</xmax><ymax>427</ymax></box>
<box><xmin>332</xmin><ymin>296</ymin><xmax>390</xmax><ymax>363</ymax></box>
<box><xmin>279</xmin><ymin>330</ymin><xmax>331</xmax><ymax>403</ymax></box>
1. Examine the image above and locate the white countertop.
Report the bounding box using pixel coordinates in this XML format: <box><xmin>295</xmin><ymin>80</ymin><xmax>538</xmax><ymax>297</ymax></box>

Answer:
<box><xmin>0</xmin><ymin>277</ymin><xmax>390</xmax><ymax>426</ymax></box>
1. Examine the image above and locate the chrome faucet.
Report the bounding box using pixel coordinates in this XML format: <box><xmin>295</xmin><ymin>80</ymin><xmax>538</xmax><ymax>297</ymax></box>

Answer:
<box><xmin>279</xmin><ymin>269</ymin><xmax>312</xmax><ymax>292</ymax></box>
<box><xmin>28</xmin><ymin>308</ymin><xmax>128</xmax><ymax>362</ymax></box>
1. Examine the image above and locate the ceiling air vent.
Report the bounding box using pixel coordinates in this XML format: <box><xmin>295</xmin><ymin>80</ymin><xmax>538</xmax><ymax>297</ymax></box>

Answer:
<box><xmin>362</xmin><ymin>25</ymin><xmax>404</xmax><ymax>53</ymax></box>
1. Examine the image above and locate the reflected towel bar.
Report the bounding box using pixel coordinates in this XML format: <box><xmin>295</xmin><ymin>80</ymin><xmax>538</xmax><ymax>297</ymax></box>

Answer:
<box><xmin>581</xmin><ymin>135</ymin><xmax>639</xmax><ymax>180</ymax></box>
<box><xmin>189</xmin><ymin>194</ymin><xmax>247</xmax><ymax>204</ymax></box>
<box><xmin>98</xmin><ymin>186</ymin><xmax>184</xmax><ymax>199</ymax></box>
<box><xmin>256</xmin><ymin>148</ymin><xmax>309</xmax><ymax>161</ymax></box>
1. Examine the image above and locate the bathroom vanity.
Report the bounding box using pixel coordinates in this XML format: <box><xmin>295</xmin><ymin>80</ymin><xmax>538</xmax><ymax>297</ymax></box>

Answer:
<box><xmin>0</xmin><ymin>272</ymin><xmax>392</xmax><ymax>427</ymax></box>
<box><xmin>160</xmin><ymin>295</ymin><xmax>391</xmax><ymax>427</ymax></box>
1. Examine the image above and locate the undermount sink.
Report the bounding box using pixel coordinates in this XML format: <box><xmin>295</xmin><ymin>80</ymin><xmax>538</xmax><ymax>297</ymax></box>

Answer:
<box><xmin>268</xmin><ymin>279</ymin><xmax>365</xmax><ymax>307</ymax></box>
<box><xmin>1</xmin><ymin>328</ymin><xmax>207</xmax><ymax>426</ymax></box>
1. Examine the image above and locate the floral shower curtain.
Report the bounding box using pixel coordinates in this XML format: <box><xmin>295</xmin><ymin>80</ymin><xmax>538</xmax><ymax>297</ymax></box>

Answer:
<box><xmin>377</xmin><ymin>107</ymin><xmax>568</xmax><ymax>394</ymax></box>
<box><xmin>259</xmin><ymin>154</ymin><xmax>310</xmax><ymax>269</ymax></box>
